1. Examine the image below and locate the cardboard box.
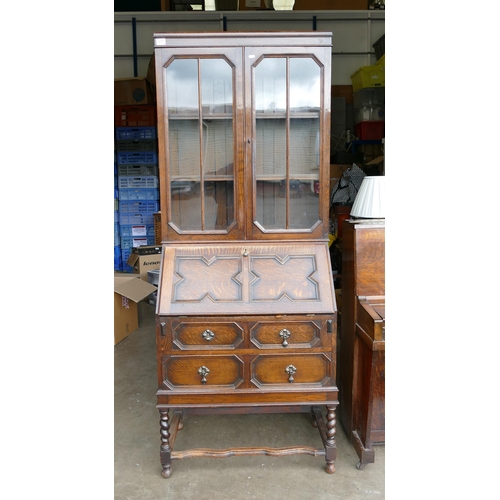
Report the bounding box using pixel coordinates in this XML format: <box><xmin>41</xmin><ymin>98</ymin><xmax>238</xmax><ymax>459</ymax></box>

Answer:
<box><xmin>330</xmin><ymin>163</ymin><xmax>351</xmax><ymax>180</ymax></box>
<box><xmin>329</xmin><ymin>164</ymin><xmax>351</xmax><ymax>195</ymax></box>
<box><xmin>114</xmin><ymin>77</ymin><xmax>155</xmax><ymax>106</ymax></box>
<box><xmin>126</xmin><ymin>245</ymin><xmax>162</xmax><ymax>281</ymax></box>
<box><xmin>114</xmin><ymin>273</ymin><xmax>157</xmax><ymax>345</ymax></box>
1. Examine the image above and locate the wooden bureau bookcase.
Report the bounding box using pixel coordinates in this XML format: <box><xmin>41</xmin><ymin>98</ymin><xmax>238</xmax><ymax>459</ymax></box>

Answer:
<box><xmin>153</xmin><ymin>32</ymin><xmax>338</xmax><ymax>478</ymax></box>
<box><xmin>338</xmin><ymin>219</ymin><xmax>385</xmax><ymax>469</ymax></box>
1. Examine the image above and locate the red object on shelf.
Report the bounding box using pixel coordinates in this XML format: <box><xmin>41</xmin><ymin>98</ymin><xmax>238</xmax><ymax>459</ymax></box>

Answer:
<box><xmin>354</xmin><ymin>121</ymin><xmax>385</xmax><ymax>140</ymax></box>
<box><xmin>114</xmin><ymin>105</ymin><xmax>157</xmax><ymax>127</ymax></box>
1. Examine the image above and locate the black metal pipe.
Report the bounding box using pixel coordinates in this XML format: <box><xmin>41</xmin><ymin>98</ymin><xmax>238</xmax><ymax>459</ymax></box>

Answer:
<box><xmin>132</xmin><ymin>17</ymin><xmax>138</xmax><ymax>77</ymax></box>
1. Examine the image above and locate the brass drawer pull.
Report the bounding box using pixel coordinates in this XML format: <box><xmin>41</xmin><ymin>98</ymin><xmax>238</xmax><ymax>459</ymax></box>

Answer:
<box><xmin>279</xmin><ymin>328</ymin><xmax>291</xmax><ymax>347</ymax></box>
<box><xmin>198</xmin><ymin>366</ymin><xmax>210</xmax><ymax>384</ymax></box>
<box><xmin>202</xmin><ymin>329</ymin><xmax>215</xmax><ymax>341</ymax></box>
<box><xmin>285</xmin><ymin>364</ymin><xmax>297</xmax><ymax>383</ymax></box>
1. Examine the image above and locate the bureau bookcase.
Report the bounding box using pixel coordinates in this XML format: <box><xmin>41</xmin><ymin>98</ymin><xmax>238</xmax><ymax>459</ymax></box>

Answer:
<box><xmin>153</xmin><ymin>32</ymin><xmax>337</xmax><ymax>477</ymax></box>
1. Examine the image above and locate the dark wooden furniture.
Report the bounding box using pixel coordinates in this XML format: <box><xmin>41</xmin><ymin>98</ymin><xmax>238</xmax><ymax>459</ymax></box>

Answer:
<box><xmin>153</xmin><ymin>32</ymin><xmax>337</xmax><ymax>478</ymax></box>
<box><xmin>337</xmin><ymin>219</ymin><xmax>384</xmax><ymax>469</ymax></box>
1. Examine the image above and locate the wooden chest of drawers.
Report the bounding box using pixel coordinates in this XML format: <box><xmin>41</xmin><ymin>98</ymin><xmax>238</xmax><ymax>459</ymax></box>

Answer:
<box><xmin>155</xmin><ymin>243</ymin><xmax>338</xmax><ymax>477</ymax></box>
<box><xmin>157</xmin><ymin>315</ymin><xmax>336</xmax><ymax>397</ymax></box>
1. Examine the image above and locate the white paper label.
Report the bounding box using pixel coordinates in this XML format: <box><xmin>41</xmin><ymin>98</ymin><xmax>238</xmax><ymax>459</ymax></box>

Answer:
<box><xmin>131</xmin><ymin>225</ymin><xmax>147</xmax><ymax>236</ymax></box>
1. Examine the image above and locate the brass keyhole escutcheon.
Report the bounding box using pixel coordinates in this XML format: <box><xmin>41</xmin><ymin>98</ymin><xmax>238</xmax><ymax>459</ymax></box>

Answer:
<box><xmin>285</xmin><ymin>364</ymin><xmax>297</xmax><ymax>383</ymax></box>
<box><xmin>279</xmin><ymin>328</ymin><xmax>291</xmax><ymax>347</ymax></box>
<box><xmin>202</xmin><ymin>329</ymin><xmax>215</xmax><ymax>341</ymax></box>
<box><xmin>198</xmin><ymin>366</ymin><xmax>210</xmax><ymax>384</ymax></box>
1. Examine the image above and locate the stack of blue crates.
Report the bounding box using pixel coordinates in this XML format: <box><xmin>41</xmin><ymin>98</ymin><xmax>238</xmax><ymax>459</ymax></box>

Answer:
<box><xmin>115</xmin><ymin>125</ymin><xmax>159</xmax><ymax>272</ymax></box>
<box><xmin>114</xmin><ymin>155</ymin><xmax>121</xmax><ymax>271</ymax></box>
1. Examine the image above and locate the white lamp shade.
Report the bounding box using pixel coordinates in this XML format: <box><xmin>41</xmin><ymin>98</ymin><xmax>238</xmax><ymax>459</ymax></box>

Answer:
<box><xmin>267</xmin><ymin>0</ymin><xmax>295</xmax><ymax>9</ymax></box>
<box><xmin>350</xmin><ymin>176</ymin><xmax>385</xmax><ymax>218</ymax></box>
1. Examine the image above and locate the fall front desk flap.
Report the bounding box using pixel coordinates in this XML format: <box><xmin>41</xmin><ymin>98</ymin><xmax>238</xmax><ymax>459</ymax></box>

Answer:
<box><xmin>157</xmin><ymin>243</ymin><xmax>336</xmax><ymax>316</ymax></box>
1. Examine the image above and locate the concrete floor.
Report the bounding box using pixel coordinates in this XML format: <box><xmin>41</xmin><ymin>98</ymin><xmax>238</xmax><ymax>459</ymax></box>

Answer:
<box><xmin>115</xmin><ymin>302</ymin><xmax>385</xmax><ymax>499</ymax></box>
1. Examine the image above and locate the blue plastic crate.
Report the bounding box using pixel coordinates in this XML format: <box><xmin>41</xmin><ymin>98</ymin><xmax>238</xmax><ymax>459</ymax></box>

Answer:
<box><xmin>121</xmin><ymin>236</ymin><xmax>155</xmax><ymax>250</ymax></box>
<box><xmin>114</xmin><ymin>245</ymin><xmax>122</xmax><ymax>271</ymax></box>
<box><xmin>115</xmin><ymin>127</ymin><xmax>157</xmax><ymax>141</ymax></box>
<box><xmin>119</xmin><ymin>213</ymin><xmax>155</xmax><ymax>225</ymax></box>
<box><xmin>114</xmin><ymin>223</ymin><xmax>121</xmax><ymax>246</ymax></box>
<box><xmin>117</xmin><ymin>151</ymin><xmax>157</xmax><ymax>165</ymax></box>
<box><xmin>119</xmin><ymin>200</ymin><xmax>159</xmax><ymax>213</ymax></box>
<box><xmin>119</xmin><ymin>188</ymin><xmax>159</xmax><ymax>201</ymax></box>
<box><xmin>116</xmin><ymin>139</ymin><xmax>157</xmax><ymax>153</ymax></box>
<box><xmin>114</xmin><ymin>210</ymin><xmax>119</xmax><ymax>223</ymax></box>
<box><xmin>119</xmin><ymin>224</ymin><xmax>155</xmax><ymax>238</ymax></box>
<box><xmin>117</xmin><ymin>175</ymin><xmax>158</xmax><ymax>189</ymax></box>
<box><xmin>117</xmin><ymin>164</ymin><xmax>159</xmax><ymax>177</ymax></box>
<box><xmin>120</xmin><ymin>248</ymin><xmax>133</xmax><ymax>272</ymax></box>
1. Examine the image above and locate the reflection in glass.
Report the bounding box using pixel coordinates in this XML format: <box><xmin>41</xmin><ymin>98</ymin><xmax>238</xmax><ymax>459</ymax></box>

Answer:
<box><xmin>254</xmin><ymin>56</ymin><xmax>321</xmax><ymax>231</ymax></box>
<box><xmin>255</xmin><ymin>58</ymin><xmax>286</xmax><ymax>113</ymax></box>
<box><xmin>289</xmin><ymin>58</ymin><xmax>321</xmax><ymax>112</ymax></box>
<box><xmin>201</xmin><ymin>59</ymin><xmax>233</xmax><ymax>115</ymax></box>
<box><xmin>166</xmin><ymin>57</ymin><xmax>235</xmax><ymax>233</ymax></box>
<box><xmin>255</xmin><ymin>118</ymin><xmax>286</xmax><ymax>230</ymax></box>
<box><xmin>166</xmin><ymin>59</ymin><xmax>199</xmax><ymax>115</ymax></box>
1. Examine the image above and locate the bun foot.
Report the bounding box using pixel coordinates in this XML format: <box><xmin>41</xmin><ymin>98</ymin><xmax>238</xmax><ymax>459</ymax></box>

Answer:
<box><xmin>161</xmin><ymin>466</ymin><xmax>172</xmax><ymax>478</ymax></box>
<box><xmin>356</xmin><ymin>461</ymin><xmax>365</xmax><ymax>470</ymax></box>
<box><xmin>325</xmin><ymin>462</ymin><xmax>335</xmax><ymax>474</ymax></box>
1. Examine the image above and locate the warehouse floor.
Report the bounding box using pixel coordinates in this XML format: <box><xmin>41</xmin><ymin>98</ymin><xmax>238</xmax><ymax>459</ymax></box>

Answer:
<box><xmin>114</xmin><ymin>302</ymin><xmax>385</xmax><ymax>500</ymax></box>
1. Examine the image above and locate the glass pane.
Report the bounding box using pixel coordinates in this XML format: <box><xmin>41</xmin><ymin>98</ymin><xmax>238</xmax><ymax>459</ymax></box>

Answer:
<box><xmin>166</xmin><ymin>57</ymin><xmax>235</xmax><ymax>233</ymax></box>
<box><xmin>202</xmin><ymin>118</ymin><xmax>234</xmax><ymax>230</ymax></box>
<box><xmin>204</xmin><ymin>180</ymin><xmax>234</xmax><ymax>230</ymax></box>
<box><xmin>289</xmin><ymin>58</ymin><xmax>321</xmax><ymax>113</ymax></box>
<box><xmin>255</xmin><ymin>58</ymin><xmax>286</xmax><ymax>114</ymax></box>
<box><xmin>253</xmin><ymin>56</ymin><xmax>321</xmax><ymax>232</ymax></box>
<box><xmin>289</xmin><ymin>117</ymin><xmax>320</xmax><ymax>229</ymax></box>
<box><xmin>201</xmin><ymin>59</ymin><xmax>233</xmax><ymax>115</ymax></box>
<box><xmin>255</xmin><ymin>118</ymin><xmax>286</xmax><ymax>230</ymax></box>
<box><xmin>169</xmin><ymin>120</ymin><xmax>202</xmax><ymax>230</ymax></box>
<box><xmin>166</xmin><ymin>59</ymin><xmax>199</xmax><ymax>115</ymax></box>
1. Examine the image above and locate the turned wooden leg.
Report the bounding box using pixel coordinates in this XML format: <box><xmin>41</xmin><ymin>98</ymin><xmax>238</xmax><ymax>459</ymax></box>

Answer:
<box><xmin>159</xmin><ymin>409</ymin><xmax>172</xmax><ymax>478</ymax></box>
<box><xmin>325</xmin><ymin>405</ymin><xmax>337</xmax><ymax>474</ymax></box>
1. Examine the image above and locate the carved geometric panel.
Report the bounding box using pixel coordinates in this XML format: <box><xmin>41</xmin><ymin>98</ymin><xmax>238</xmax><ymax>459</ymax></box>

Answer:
<box><xmin>249</xmin><ymin>255</ymin><xmax>319</xmax><ymax>302</ymax></box>
<box><xmin>173</xmin><ymin>255</ymin><xmax>243</xmax><ymax>303</ymax></box>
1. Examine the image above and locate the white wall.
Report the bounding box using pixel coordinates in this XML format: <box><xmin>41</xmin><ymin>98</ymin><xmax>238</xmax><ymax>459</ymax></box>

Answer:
<box><xmin>114</xmin><ymin>10</ymin><xmax>385</xmax><ymax>85</ymax></box>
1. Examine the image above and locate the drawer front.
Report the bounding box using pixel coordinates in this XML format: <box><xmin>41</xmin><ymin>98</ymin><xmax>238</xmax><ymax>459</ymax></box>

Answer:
<box><xmin>250</xmin><ymin>321</ymin><xmax>322</xmax><ymax>349</ymax></box>
<box><xmin>250</xmin><ymin>354</ymin><xmax>332</xmax><ymax>388</ymax></box>
<box><xmin>172</xmin><ymin>321</ymin><xmax>244</xmax><ymax>350</ymax></box>
<box><xmin>161</xmin><ymin>355</ymin><xmax>244</xmax><ymax>389</ymax></box>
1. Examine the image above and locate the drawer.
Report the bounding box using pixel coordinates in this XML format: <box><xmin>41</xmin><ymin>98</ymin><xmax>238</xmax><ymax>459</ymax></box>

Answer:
<box><xmin>250</xmin><ymin>354</ymin><xmax>332</xmax><ymax>388</ymax></box>
<box><xmin>171</xmin><ymin>321</ymin><xmax>244</xmax><ymax>350</ymax></box>
<box><xmin>161</xmin><ymin>355</ymin><xmax>244</xmax><ymax>389</ymax></box>
<box><xmin>250</xmin><ymin>320</ymin><xmax>322</xmax><ymax>349</ymax></box>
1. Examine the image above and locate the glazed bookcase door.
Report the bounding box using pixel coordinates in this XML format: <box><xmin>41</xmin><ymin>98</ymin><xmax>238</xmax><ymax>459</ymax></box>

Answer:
<box><xmin>245</xmin><ymin>46</ymin><xmax>331</xmax><ymax>241</ymax></box>
<box><xmin>156</xmin><ymin>47</ymin><xmax>245</xmax><ymax>241</ymax></box>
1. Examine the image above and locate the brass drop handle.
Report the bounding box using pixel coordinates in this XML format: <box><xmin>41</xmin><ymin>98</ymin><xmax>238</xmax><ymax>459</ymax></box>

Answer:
<box><xmin>285</xmin><ymin>364</ymin><xmax>297</xmax><ymax>383</ymax></box>
<box><xmin>202</xmin><ymin>329</ymin><xmax>215</xmax><ymax>341</ymax></box>
<box><xmin>279</xmin><ymin>328</ymin><xmax>291</xmax><ymax>347</ymax></box>
<box><xmin>242</xmin><ymin>248</ymin><xmax>249</xmax><ymax>257</ymax></box>
<box><xmin>198</xmin><ymin>366</ymin><xmax>210</xmax><ymax>384</ymax></box>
